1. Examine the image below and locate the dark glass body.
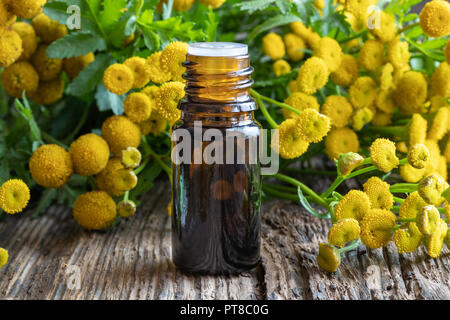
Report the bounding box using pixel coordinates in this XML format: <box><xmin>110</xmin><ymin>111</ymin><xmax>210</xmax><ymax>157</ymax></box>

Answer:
<box><xmin>171</xmin><ymin>52</ymin><xmax>262</xmax><ymax>275</ymax></box>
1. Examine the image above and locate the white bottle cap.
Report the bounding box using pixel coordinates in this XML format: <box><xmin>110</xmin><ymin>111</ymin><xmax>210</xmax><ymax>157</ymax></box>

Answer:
<box><xmin>188</xmin><ymin>42</ymin><xmax>248</xmax><ymax>57</ymax></box>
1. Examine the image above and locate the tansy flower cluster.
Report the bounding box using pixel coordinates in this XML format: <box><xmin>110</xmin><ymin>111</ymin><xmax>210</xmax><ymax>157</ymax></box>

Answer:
<box><xmin>0</xmin><ymin>2</ymin><xmax>94</xmax><ymax>105</ymax></box>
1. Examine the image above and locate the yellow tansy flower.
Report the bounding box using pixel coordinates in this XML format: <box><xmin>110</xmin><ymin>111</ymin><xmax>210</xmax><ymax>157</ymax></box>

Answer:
<box><xmin>379</xmin><ymin>63</ymin><xmax>394</xmax><ymax>91</ymax></box>
<box><xmin>331</xmin><ymin>54</ymin><xmax>359</xmax><ymax>87</ymax></box>
<box><xmin>96</xmin><ymin>158</ymin><xmax>126</xmax><ymax>197</ymax></box>
<box><xmin>139</xmin><ymin>112</ymin><xmax>167</xmax><ymax>136</ymax></box>
<box><xmin>69</xmin><ymin>133</ymin><xmax>110</xmax><ymax>177</ymax></box>
<box><xmin>1</xmin><ymin>61</ymin><xmax>39</xmax><ymax>98</ymax></box>
<box><xmin>352</xmin><ymin>107</ymin><xmax>373</xmax><ymax>131</ymax></box>
<box><xmin>0</xmin><ymin>179</ymin><xmax>30</xmax><ymax>214</ymax></box>
<box><xmin>112</xmin><ymin>169</ymin><xmax>138</xmax><ymax>191</ymax></box>
<box><xmin>337</xmin><ymin>152</ymin><xmax>364</xmax><ymax>177</ymax></box>
<box><xmin>425</xmin><ymin>219</ymin><xmax>448</xmax><ymax>258</ymax></box>
<box><xmin>335</xmin><ymin>190</ymin><xmax>371</xmax><ymax>222</ymax></box>
<box><xmin>428</xmin><ymin>107</ymin><xmax>449</xmax><ymax>141</ymax></box>
<box><xmin>360</xmin><ymin>209</ymin><xmax>396</xmax><ymax>249</ymax></box>
<box><xmin>325</xmin><ymin>127</ymin><xmax>360</xmax><ymax>160</ymax></box>
<box><xmin>375</xmin><ymin>89</ymin><xmax>395</xmax><ymax>114</ymax></box>
<box><xmin>32</xmin><ymin>13</ymin><xmax>67</xmax><ymax>44</ymax></box>
<box><xmin>363</xmin><ymin>176</ymin><xmax>394</xmax><ymax>210</ymax></box>
<box><xmin>431</xmin><ymin>62</ymin><xmax>450</xmax><ymax>98</ymax></box>
<box><xmin>103</xmin><ymin>64</ymin><xmax>134</xmax><ymax>95</ymax></box>
<box><xmin>6</xmin><ymin>0</ymin><xmax>45</xmax><ymax>19</ymax></box>
<box><xmin>12</xmin><ymin>22</ymin><xmax>37</xmax><ymax>60</ymax></box>
<box><xmin>394</xmin><ymin>222</ymin><xmax>423</xmax><ymax>254</ymax></box>
<box><xmin>283</xmin><ymin>92</ymin><xmax>319</xmax><ymax>119</ymax></box>
<box><xmin>408</xmin><ymin>113</ymin><xmax>427</xmax><ymax>146</ymax></box>
<box><xmin>262</xmin><ymin>32</ymin><xmax>285</xmax><ymax>60</ymax></box>
<box><xmin>349</xmin><ymin>76</ymin><xmax>377</xmax><ymax>109</ymax></box>
<box><xmin>314</xmin><ymin>37</ymin><xmax>343</xmax><ymax>73</ymax></box>
<box><xmin>0</xmin><ymin>248</ymin><xmax>8</xmax><ymax>268</ymax></box>
<box><xmin>399</xmin><ymin>191</ymin><xmax>427</xmax><ymax>219</ymax></box>
<box><xmin>117</xmin><ymin>200</ymin><xmax>137</xmax><ymax>218</ymax></box>
<box><xmin>387</xmin><ymin>38</ymin><xmax>410</xmax><ymax>70</ymax></box>
<box><xmin>400</xmin><ymin>163</ymin><xmax>427</xmax><ymax>183</ymax></box>
<box><xmin>417</xmin><ymin>205</ymin><xmax>440</xmax><ymax>235</ymax></box>
<box><xmin>160</xmin><ymin>41</ymin><xmax>188</xmax><ymax>82</ymax></box>
<box><xmin>369</xmin><ymin>11</ymin><xmax>396</xmax><ymax>42</ymax></box>
<box><xmin>369</xmin><ymin>138</ymin><xmax>399</xmax><ymax>173</ymax></box>
<box><xmin>124</xmin><ymin>92</ymin><xmax>153</xmax><ymax>123</ymax></box>
<box><xmin>358</xmin><ymin>39</ymin><xmax>385</xmax><ymax>71</ymax></box>
<box><xmin>154</xmin><ymin>81</ymin><xmax>185</xmax><ymax>123</ymax></box>
<box><xmin>371</xmin><ymin>110</ymin><xmax>392</xmax><ymax>126</ymax></box>
<box><xmin>275</xmin><ymin>118</ymin><xmax>310</xmax><ymax>159</ymax></box>
<box><xmin>101</xmin><ymin>115</ymin><xmax>141</xmax><ymax>156</ymax></box>
<box><xmin>283</xmin><ymin>33</ymin><xmax>305</xmax><ymax>62</ymax></box>
<box><xmin>408</xmin><ymin>144</ymin><xmax>430</xmax><ymax>170</ymax></box>
<box><xmin>31</xmin><ymin>77</ymin><xmax>65</xmax><ymax>105</ymax></box>
<box><xmin>63</xmin><ymin>53</ymin><xmax>95</xmax><ymax>80</ymax></box>
<box><xmin>0</xmin><ymin>27</ymin><xmax>22</xmax><ymax>68</ymax></box>
<box><xmin>121</xmin><ymin>146</ymin><xmax>142</xmax><ymax>169</ymax></box>
<box><xmin>328</xmin><ymin>218</ymin><xmax>360</xmax><ymax>247</ymax></box>
<box><xmin>419</xmin><ymin>0</ymin><xmax>450</xmax><ymax>38</ymax></box>
<box><xmin>296</xmin><ymin>108</ymin><xmax>331</xmax><ymax>143</ymax></box>
<box><xmin>31</xmin><ymin>44</ymin><xmax>63</xmax><ymax>82</ymax></box>
<box><xmin>273</xmin><ymin>59</ymin><xmax>291</xmax><ymax>76</ymax></box>
<box><xmin>124</xmin><ymin>56</ymin><xmax>152</xmax><ymax>89</ymax></box>
<box><xmin>73</xmin><ymin>191</ymin><xmax>117</xmax><ymax>230</ymax></box>
<box><xmin>296</xmin><ymin>57</ymin><xmax>329</xmax><ymax>95</ymax></box>
<box><xmin>394</xmin><ymin>71</ymin><xmax>427</xmax><ymax>114</ymax></box>
<box><xmin>29</xmin><ymin>144</ymin><xmax>73</xmax><ymax>189</ymax></box>
<box><xmin>147</xmin><ymin>51</ymin><xmax>171</xmax><ymax>84</ymax></box>
<box><xmin>321</xmin><ymin>95</ymin><xmax>353</xmax><ymax>128</ymax></box>
<box><xmin>418</xmin><ymin>174</ymin><xmax>449</xmax><ymax>206</ymax></box>
<box><xmin>317</xmin><ymin>243</ymin><xmax>341</xmax><ymax>272</ymax></box>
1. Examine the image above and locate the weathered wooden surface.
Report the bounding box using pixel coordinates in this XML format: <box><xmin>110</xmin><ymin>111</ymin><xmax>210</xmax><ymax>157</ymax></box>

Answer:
<box><xmin>0</xmin><ymin>180</ymin><xmax>449</xmax><ymax>300</ymax></box>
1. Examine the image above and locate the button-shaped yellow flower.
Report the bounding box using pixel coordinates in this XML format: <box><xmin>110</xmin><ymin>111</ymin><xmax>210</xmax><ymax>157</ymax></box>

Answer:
<box><xmin>369</xmin><ymin>138</ymin><xmax>399</xmax><ymax>173</ymax></box>
<box><xmin>275</xmin><ymin>118</ymin><xmax>310</xmax><ymax>159</ymax></box>
<box><xmin>375</xmin><ymin>89</ymin><xmax>395</xmax><ymax>114</ymax></box>
<box><xmin>360</xmin><ymin>209</ymin><xmax>396</xmax><ymax>249</ymax></box>
<box><xmin>63</xmin><ymin>53</ymin><xmax>95</xmax><ymax>80</ymax></box>
<box><xmin>418</xmin><ymin>174</ymin><xmax>449</xmax><ymax>206</ymax></box>
<box><xmin>0</xmin><ymin>179</ymin><xmax>30</xmax><ymax>214</ymax></box>
<box><xmin>161</xmin><ymin>41</ymin><xmax>189</xmax><ymax>82</ymax></box>
<box><xmin>296</xmin><ymin>57</ymin><xmax>329</xmax><ymax>95</ymax></box>
<box><xmin>69</xmin><ymin>133</ymin><xmax>110</xmax><ymax>177</ymax></box>
<box><xmin>0</xmin><ymin>27</ymin><xmax>22</xmax><ymax>68</ymax></box>
<box><xmin>283</xmin><ymin>33</ymin><xmax>305</xmax><ymax>62</ymax></box>
<box><xmin>112</xmin><ymin>169</ymin><xmax>138</xmax><ymax>192</ymax></box>
<box><xmin>408</xmin><ymin>144</ymin><xmax>430</xmax><ymax>169</ymax></box>
<box><xmin>124</xmin><ymin>92</ymin><xmax>153</xmax><ymax>123</ymax></box>
<box><xmin>419</xmin><ymin>0</ymin><xmax>450</xmax><ymax>38</ymax></box>
<box><xmin>387</xmin><ymin>38</ymin><xmax>410</xmax><ymax>70</ymax></box>
<box><xmin>352</xmin><ymin>107</ymin><xmax>373</xmax><ymax>131</ymax></box>
<box><xmin>427</xmin><ymin>106</ymin><xmax>449</xmax><ymax>141</ymax></box>
<box><xmin>335</xmin><ymin>190</ymin><xmax>371</xmax><ymax>222</ymax></box>
<box><xmin>31</xmin><ymin>44</ymin><xmax>63</xmax><ymax>82</ymax></box>
<box><xmin>317</xmin><ymin>243</ymin><xmax>341</xmax><ymax>272</ymax></box>
<box><xmin>393</xmin><ymin>222</ymin><xmax>423</xmax><ymax>254</ymax></box>
<box><xmin>103</xmin><ymin>64</ymin><xmax>134</xmax><ymax>95</ymax></box>
<box><xmin>147</xmin><ymin>51</ymin><xmax>171</xmax><ymax>84</ymax></box>
<box><xmin>124</xmin><ymin>56</ymin><xmax>152</xmax><ymax>89</ymax></box>
<box><xmin>331</xmin><ymin>54</ymin><xmax>359</xmax><ymax>87</ymax></box>
<box><xmin>0</xmin><ymin>0</ymin><xmax>15</xmax><ymax>27</ymax></box>
<box><xmin>407</xmin><ymin>113</ymin><xmax>427</xmax><ymax>146</ymax></box>
<box><xmin>363</xmin><ymin>177</ymin><xmax>394</xmax><ymax>210</ymax></box>
<box><xmin>369</xmin><ymin>11</ymin><xmax>396</xmax><ymax>42</ymax></box>
<box><xmin>400</xmin><ymin>163</ymin><xmax>427</xmax><ymax>183</ymax></box>
<box><xmin>394</xmin><ymin>71</ymin><xmax>428</xmax><ymax>115</ymax></box>
<box><xmin>262</xmin><ymin>32</ymin><xmax>285</xmax><ymax>60</ymax></box>
<box><xmin>12</xmin><ymin>22</ymin><xmax>37</xmax><ymax>60</ymax></box>
<box><xmin>283</xmin><ymin>92</ymin><xmax>319</xmax><ymax>119</ymax></box>
<box><xmin>358</xmin><ymin>39</ymin><xmax>384</xmax><ymax>72</ymax></box>
<box><xmin>372</xmin><ymin>110</ymin><xmax>392</xmax><ymax>126</ymax></box>
<box><xmin>31</xmin><ymin>13</ymin><xmax>67</xmax><ymax>44</ymax></box>
<box><xmin>325</xmin><ymin>127</ymin><xmax>360</xmax><ymax>160</ymax></box>
<box><xmin>399</xmin><ymin>191</ymin><xmax>427</xmax><ymax>219</ymax></box>
<box><xmin>314</xmin><ymin>37</ymin><xmax>343</xmax><ymax>73</ymax></box>
<box><xmin>1</xmin><ymin>61</ymin><xmax>39</xmax><ymax>98</ymax></box>
<box><xmin>417</xmin><ymin>205</ymin><xmax>440</xmax><ymax>235</ymax></box>
<box><xmin>328</xmin><ymin>218</ymin><xmax>360</xmax><ymax>247</ymax></box>
<box><xmin>101</xmin><ymin>115</ymin><xmax>141</xmax><ymax>156</ymax></box>
<box><xmin>431</xmin><ymin>62</ymin><xmax>450</xmax><ymax>98</ymax></box>
<box><xmin>296</xmin><ymin>108</ymin><xmax>330</xmax><ymax>143</ymax></box>
<box><xmin>30</xmin><ymin>77</ymin><xmax>65</xmax><ymax>105</ymax></box>
<box><xmin>29</xmin><ymin>144</ymin><xmax>74</xmax><ymax>189</ymax></box>
<box><xmin>154</xmin><ymin>81</ymin><xmax>185</xmax><ymax>123</ymax></box>
<box><xmin>321</xmin><ymin>95</ymin><xmax>353</xmax><ymax>128</ymax></box>
<box><xmin>96</xmin><ymin>158</ymin><xmax>126</xmax><ymax>197</ymax></box>
<box><xmin>139</xmin><ymin>112</ymin><xmax>167</xmax><ymax>136</ymax></box>
<box><xmin>349</xmin><ymin>76</ymin><xmax>377</xmax><ymax>109</ymax></box>
<box><xmin>425</xmin><ymin>219</ymin><xmax>448</xmax><ymax>258</ymax></box>
<box><xmin>73</xmin><ymin>191</ymin><xmax>117</xmax><ymax>230</ymax></box>
<box><xmin>272</xmin><ymin>59</ymin><xmax>291</xmax><ymax>76</ymax></box>
<box><xmin>5</xmin><ymin>0</ymin><xmax>45</xmax><ymax>19</ymax></box>
<box><xmin>379</xmin><ymin>63</ymin><xmax>394</xmax><ymax>91</ymax></box>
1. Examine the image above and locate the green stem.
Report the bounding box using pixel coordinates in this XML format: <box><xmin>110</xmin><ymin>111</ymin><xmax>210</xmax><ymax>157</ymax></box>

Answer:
<box><xmin>124</xmin><ymin>191</ymin><xmax>130</xmax><ymax>202</ymax></box>
<box><xmin>366</xmin><ymin>125</ymin><xmax>407</xmax><ymax>140</ymax></box>
<box><xmin>398</xmin><ymin>22</ymin><xmax>420</xmax><ymax>34</ymax></box>
<box><xmin>252</xmin><ymin>91</ymin><xmax>279</xmax><ymax>129</ymax></box>
<box><xmin>141</xmin><ymin>135</ymin><xmax>171</xmax><ymax>178</ymax></box>
<box><xmin>86</xmin><ymin>2</ymin><xmax>110</xmax><ymax>46</ymax></box>
<box><xmin>283</xmin><ymin>167</ymin><xmax>337</xmax><ymax>177</ymax></box>
<box><xmin>250</xmin><ymin>89</ymin><xmax>301</xmax><ymax>116</ymax></box>
<box><xmin>390</xmin><ymin>183</ymin><xmax>418</xmax><ymax>193</ymax></box>
<box><xmin>273</xmin><ymin>173</ymin><xmax>330</xmax><ymax>210</ymax></box>
<box><xmin>322</xmin><ymin>165</ymin><xmax>378</xmax><ymax>198</ymax></box>
<box><xmin>338</xmin><ymin>239</ymin><xmax>361</xmax><ymax>253</ymax></box>
<box><xmin>393</xmin><ymin>196</ymin><xmax>405</xmax><ymax>204</ymax></box>
<box><xmin>134</xmin><ymin>156</ymin><xmax>150</xmax><ymax>175</ymax></box>
<box><xmin>338</xmin><ymin>30</ymin><xmax>367</xmax><ymax>44</ymax></box>
<box><xmin>262</xmin><ymin>185</ymin><xmax>299</xmax><ymax>201</ymax></box>
<box><xmin>397</xmin><ymin>217</ymin><xmax>416</xmax><ymax>223</ymax></box>
<box><xmin>41</xmin><ymin>131</ymin><xmax>68</xmax><ymax>149</ymax></box>
<box><xmin>63</xmin><ymin>104</ymin><xmax>90</xmax><ymax>145</ymax></box>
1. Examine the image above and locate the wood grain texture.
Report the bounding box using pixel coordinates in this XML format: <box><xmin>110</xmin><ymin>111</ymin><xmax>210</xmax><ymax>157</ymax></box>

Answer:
<box><xmin>0</xmin><ymin>181</ymin><xmax>449</xmax><ymax>300</ymax></box>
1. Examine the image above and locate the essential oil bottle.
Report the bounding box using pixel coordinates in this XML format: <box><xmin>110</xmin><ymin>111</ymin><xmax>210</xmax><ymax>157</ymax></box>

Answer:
<box><xmin>171</xmin><ymin>42</ymin><xmax>262</xmax><ymax>275</ymax></box>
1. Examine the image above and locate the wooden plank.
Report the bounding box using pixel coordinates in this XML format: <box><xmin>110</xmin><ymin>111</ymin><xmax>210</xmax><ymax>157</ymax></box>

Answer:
<box><xmin>0</xmin><ymin>181</ymin><xmax>449</xmax><ymax>300</ymax></box>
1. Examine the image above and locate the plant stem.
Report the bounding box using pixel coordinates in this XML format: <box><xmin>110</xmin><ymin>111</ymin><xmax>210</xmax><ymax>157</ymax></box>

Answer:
<box><xmin>398</xmin><ymin>22</ymin><xmax>420</xmax><ymax>34</ymax></box>
<box><xmin>338</xmin><ymin>239</ymin><xmax>361</xmax><ymax>253</ymax></box>
<box><xmin>252</xmin><ymin>91</ymin><xmax>279</xmax><ymax>129</ymax></box>
<box><xmin>250</xmin><ymin>89</ymin><xmax>301</xmax><ymax>116</ymax></box>
<box><xmin>273</xmin><ymin>173</ymin><xmax>330</xmax><ymax>210</ymax></box>
<box><xmin>262</xmin><ymin>185</ymin><xmax>299</xmax><ymax>201</ymax></box>
<box><xmin>63</xmin><ymin>104</ymin><xmax>90</xmax><ymax>145</ymax></box>
<box><xmin>41</xmin><ymin>131</ymin><xmax>68</xmax><ymax>149</ymax></box>
<box><xmin>141</xmin><ymin>135</ymin><xmax>171</xmax><ymax>178</ymax></box>
<box><xmin>338</xmin><ymin>30</ymin><xmax>367</xmax><ymax>43</ymax></box>
<box><xmin>283</xmin><ymin>167</ymin><xmax>337</xmax><ymax>177</ymax></box>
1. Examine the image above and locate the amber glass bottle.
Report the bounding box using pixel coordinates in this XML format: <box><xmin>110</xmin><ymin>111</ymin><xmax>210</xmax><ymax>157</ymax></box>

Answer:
<box><xmin>171</xmin><ymin>43</ymin><xmax>261</xmax><ymax>275</ymax></box>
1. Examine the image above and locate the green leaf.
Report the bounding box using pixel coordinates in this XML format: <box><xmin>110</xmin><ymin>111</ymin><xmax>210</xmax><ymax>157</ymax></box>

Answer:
<box><xmin>162</xmin><ymin>0</ymin><xmax>174</xmax><ymax>20</ymax></box>
<box><xmin>203</xmin><ymin>8</ymin><xmax>219</xmax><ymax>42</ymax></box>
<box><xmin>421</xmin><ymin>38</ymin><xmax>448</xmax><ymax>50</ymax></box>
<box><xmin>43</xmin><ymin>0</ymin><xmax>101</xmax><ymax>36</ymax></box>
<box><xmin>235</xmin><ymin>0</ymin><xmax>292</xmax><ymax>14</ymax></box>
<box><xmin>95</xmin><ymin>82</ymin><xmax>124</xmax><ymax>115</ymax></box>
<box><xmin>32</xmin><ymin>188</ymin><xmax>58</xmax><ymax>218</ymax></box>
<box><xmin>297</xmin><ymin>186</ymin><xmax>330</xmax><ymax>219</ymax></box>
<box><xmin>294</xmin><ymin>0</ymin><xmax>316</xmax><ymax>23</ymax></box>
<box><xmin>141</xmin><ymin>25</ymin><xmax>160</xmax><ymax>51</ymax></box>
<box><xmin>46</xmin><ymin>32</ymin><xmax>107</xmax><ymax>59</ymax></box>
<box><xmin>66</xmin><ymin>53</ymin><xmax>113</xmax><ymax>96</ymax></box>
<box><xmin>14</xmin><ymin>95</ymin><xmax>42</xmax><ymax>144</ymax></box>
<box><xmin>99</xmin><ymin>0</ymin><xmax>127</xmax><ymax>32</ymax></box>
<box><xmin>248</xmin><ymin>13</ymin><xmax>301</xmax><ymax>41</ymax></box>
<box><xmin>110</xmin><ymin>12</ymin><xmax>137</xmax><ymax>48</ymax></box>
<box><xmin>403</xmin><ymin>13</ymin><xmax>418</xmax><ymax>23</ymax></box>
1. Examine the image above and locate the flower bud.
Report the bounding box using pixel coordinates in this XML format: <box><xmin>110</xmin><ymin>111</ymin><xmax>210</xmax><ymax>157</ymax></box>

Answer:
<box><xmin>117</xmin><ymin>200</ymin><xmax>137</xmax><ymax>218</ymax></box>
<box><xmin>408</xmin><ymin>144</ymin><xmax>430</xmax><ymax>169</ymax></box>
<box><xmin>337</xmin><ymin>152</ymin><xmax>364</xmax><ymax>177</ymax></box>
<box><xmin>121</xmin><ymin>146</ymin><xmax>142</xmax><ymax>169</ymax></box>
<box><xmin>317</xmin><ymin>243</ymin><xmax>341</xmax><ymax>272</ymax></box>
<box><xmin>417</xmin><ymin>205</ymin><xmax>440</xmax><ymax>235</ymax></box>
<box><xmin>112</xmin><ymin>169</ymin><xmax>138</xmax><ymax>191</ymax></box>
<box><xmin>418</xmin><ymin>174</ymin><xmax>449</xmax><ymax>206</ymax></box>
